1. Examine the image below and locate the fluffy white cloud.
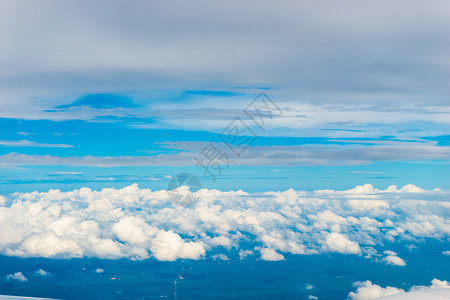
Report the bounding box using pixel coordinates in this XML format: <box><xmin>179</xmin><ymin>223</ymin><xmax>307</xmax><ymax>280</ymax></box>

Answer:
<box><xmin>5</xmin><ymin>272</ymin><xmax>28</xmax><ymax>282</ymax></box>
<box><xmin>410</xmin><ymin>278</ymin><xmax>450</xmax><ymax>291</ymax></box>
<box><xmin>349</xmin><ymin>279</ymin><xmax>450</xmax><ymax>300</ymax></box>
<box><xmin>95</xmin><ymin>268</ymin><xmax>104</xmax><ymax>274</ymax></box>
<box><xmin>34</xmin><ymin>269</ymin><xmax>50</xmax><ymax>277</ymax></box>
<box><xmin>0</xmin><ymin>184</ymin><xmax>448</xmax><ymax>261</ymax></box>
<box><xmin>239</xmin><ymin>250</ymin><xmax>254</xmax><ymax>260</ymax></box>
<box><xmin>212</xmin><ymin>254</ymin><xmax>229</xmax><ymax>261</ymax></box>
<box><xmin>382</xmin><ymin>250</ymin><xmax>406</xmax><ymax>267</ymax></box>
<box><xmin>348</xmin><ymin>281</ymin><xmax>404</xmax><ymax>300</ymax></box>
<box><xmin>384</xmin><ymin>255</ymin><xmax>406</xmax><ymax>267</ymax></box>
<box><xmin>150</xmin><ymin>230</ymin><xmax>205</xmax><ymax>261</ymax></box>
<box><xmin>259</xmin><ymin>248</ymin><xmax>285</xmax><ymax>261</ymax></box>
<box><xmin>325</xmin><ymin>232</ymin><xmax>361</xmax><ymax>254</ymax></box>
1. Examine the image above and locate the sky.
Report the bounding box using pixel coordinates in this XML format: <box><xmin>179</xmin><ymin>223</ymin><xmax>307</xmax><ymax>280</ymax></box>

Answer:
<box><xmin>0</xmin><ymin>1</ymin><xmax>449</xmax><ymax>299</ymax></box>
<box><xmin>0</xmin><ymin>0</ymin><xmax>449</xmax><ymax>194</ymax></box>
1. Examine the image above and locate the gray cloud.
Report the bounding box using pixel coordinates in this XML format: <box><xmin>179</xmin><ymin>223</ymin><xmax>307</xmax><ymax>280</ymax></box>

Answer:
<box><xmin>0</xmin><ymin>140</ymin><xmax>73</xmax><ymax>148</ymax></box>
<box><xmin>0</xmin><ymin>140</ymin><xmax>448</xmax><ymax>167</ymax></box>
<box><xmin>0</xmin><ymin>0</ymin><xmax>449</xmax><ymax>119</ymax></box>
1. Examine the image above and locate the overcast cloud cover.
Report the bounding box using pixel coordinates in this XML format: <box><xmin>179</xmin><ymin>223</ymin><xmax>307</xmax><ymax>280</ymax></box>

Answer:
<box><xmin>0</xmin><ymin>0</ymin><xmax>449</xmax><ymax>125</ymax></box>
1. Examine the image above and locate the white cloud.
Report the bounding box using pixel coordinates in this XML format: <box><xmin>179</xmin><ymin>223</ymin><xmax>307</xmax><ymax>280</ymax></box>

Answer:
<box><xmin>149</xmin><ymin>230</ymin><xmax>205</xmax><ymax>261</ymax></box>
<box><xmin>308</xmin><ymin>296</ymin><xmax>318</xmax><ymax>300</ymax></box>
<box><xmin>0</xmin><ymin>184</ymin><xmax>448</xmax><ymax>261</ymax></box>
<box><xmin>2</xmin><ymin>142</ymin><xmax>450</xmax><ymax>168</ymax></box>
<box><xmin>384</xmin><ymin>255</ymin><xmax>406</xmax><ymax>267</ymax></box>
<box><xmin>35</xmin><ymin>269</ymin><xmax>50</xmax><ymax>277</ymax></box>
<box><xmin>348</xmin><ymin>281</ymin><xmax>404</xmax><ymax>300</ymax></box>
<box><xmin>5</xmin><ymin>272</ymin><xmax>28</xmax><ymax>282</ymax></box>
<box><xmin>212</xmin><ymin>254</ymin><xmax>229</xmax><ymax>261</ymax></box>
<box><xmin>112</xmin><ymin>216</ymin><xmax>157</xmax><ymax>245</ymax></box>
<box><xmin>410</xmin><ymin>278</ymin><xmax>450</xmax><ymax>291</ymax></box>
<box><xmin>325</xmin><ymin>232</ymin><xmax>361</xmax><ymax>254</ymax></box>
<box><xmin>239</xmin><ymin>250</ymin><xmax>254</xmax><ymax>260</ymax></box>
<box><xmin>259</xmin><ymin>248</ymin><xmax>285</xmax><ymax>261</ymax></box>
<box><xmin>0</xmin><ymin>140</ymin><xmax>73</xmax><ymax>148</ymax></box>
<box><xmin>95</xmin><ymin>268</ymin><xmax>104</xmax><ymax>274</ymax></box>
<box><xmin>442</xmin><ymin>250</ymin><xmax>450</xmax><ymax>256</ymax></box>
<box><xmin>349</xmin><ymin>278</ymin><xmax>450</xmax><ymax>300</ymax></box>
<box><xmin>382</xmin><ymin>250</ymin><xmax>406</xmax><ymax>267</ymax></box>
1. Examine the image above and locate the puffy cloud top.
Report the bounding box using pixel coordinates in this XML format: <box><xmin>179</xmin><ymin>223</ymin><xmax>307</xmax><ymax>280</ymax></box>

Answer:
<box><xmin>0</xmin><ymin>184</ymin><xmax>448</xmax><ymax>261</ymax></box>
<box><xmin>5</xmin><ymin>272</ymin><xmax>28</xmax><ymax>282</ymax></box>
<box><xmin>349</xmin><ymin>279</ymin><xmax>450</xmax><ymax>300</ymax></box>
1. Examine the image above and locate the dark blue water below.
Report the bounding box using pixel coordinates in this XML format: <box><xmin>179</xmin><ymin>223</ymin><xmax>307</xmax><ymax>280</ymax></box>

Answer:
<box><xmin>0</xmin><ymin>241</ymin><xmax>449</xmax><ymax>300</ymax></box>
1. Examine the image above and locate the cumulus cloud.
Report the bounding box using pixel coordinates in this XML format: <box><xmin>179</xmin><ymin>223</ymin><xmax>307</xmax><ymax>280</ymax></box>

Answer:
<box><xmin>382</xmin><ymin>250</ymin><xmax>406</xmax><ymax>267</ymax></box>
<box><xmin>410</xmin><ymin>278</ymin><xmax>450</xmax><ymax>291</ymax></box>
<box><xmin>259</xmin><ymin>248</ymin><xmax>285</xmax><ymax>261</ymax></box>
<box><xmin>239</xmin><ymin>250</ymin><xmax>254</xmax><ymax>260</ymax></box>
<box><xmin>0</xmin><ymin>184</ymin><xmax>448</xmax><ymax>261</ymax></box>
<box><xmin>384</xmin><ymin>255</ymin><xmax>406</xmax><ymax>267</ymax></box>
<box><xmin>348</xmin><ymin>281</ymin><xmax>404</xmax><ymax>300</ymax></box>
<box><xmin>149</xmin><ymin>230</ymin><xmax>205</xmax><ymax>261</ymax></box>
<box><xmin>35</xmin><ymin>269</ymin><xmax>50</xmax><ymax>277</ymax></box>
<box><xmin>5</xmin><ymin>272</ymin><xmax>28</xmax><ymax>282</ymax></box>
<box><xmin>348</xmin><ymin>279</ymin><xmax>450</xmax><ymax>300</ymax></box>
<box><xmin>325</xmin><ymin>232</ymin><xmax>361</xmax><ymax>254</ymax></box>
<box><xmin>212</xmin><ymin>254</ymin><xmax>229</xmax><ymax>261</ymax></box>
<box><xmin>95</xmin><ymin>268</ymin><xmax>104</xmax><ymax>274</ymax></box>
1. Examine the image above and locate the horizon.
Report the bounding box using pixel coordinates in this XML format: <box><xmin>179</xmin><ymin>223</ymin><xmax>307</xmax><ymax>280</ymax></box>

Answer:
<box><xmin>0</xmin><ymin>1</ymin><xmax>449</xmax><ymax>299</ymax></box>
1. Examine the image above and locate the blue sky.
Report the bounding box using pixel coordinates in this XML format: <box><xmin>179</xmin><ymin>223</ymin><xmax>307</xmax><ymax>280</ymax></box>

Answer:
<box><xmin>0</xmin><ymin>1</ymin><xmax>449</xmax><ymax>196</ymax></box>
<box><xmin>0</xmin><ymin>2</ymin><xmax>449</xmax><ymax>299</ymax></box>
<box><xmin>0</xmin><ymin>89</ymin><xmax>448</xmax><ymax>194</ymax></box>
<box><xmin>0</xmin><ymin>1</ymin><xmax>448</xmax><ymax>195</ymax></box>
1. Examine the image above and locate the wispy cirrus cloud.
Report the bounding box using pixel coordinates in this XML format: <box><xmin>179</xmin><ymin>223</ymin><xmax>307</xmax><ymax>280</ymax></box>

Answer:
<box><xmin>0</xmin><ymin>140</ymin><xmax>73</xmax><ymax>148</ymax></box>
<box><xmin>0</xmin><ymin>140</ymin><xmax>448</xmax><ymax>168</ymax></box>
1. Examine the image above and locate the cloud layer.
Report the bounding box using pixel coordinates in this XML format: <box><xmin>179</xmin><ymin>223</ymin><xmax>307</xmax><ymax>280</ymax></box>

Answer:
<box><xmin>349</xmin><ymin>279</ymin><xmax>450</xmax><ymax>300</ymax></box>
<box><xmin>1</xmin><ymin>140</ymin><xmax>449</xmax><ymax>168</ymax></box>
<box><xmin>0</xmin><ymin>0</ymin><xmax>449</xmax><ymax>125</ymax></box>
<box><xmin>0</xmin><ymin>183</ymin><xmax>448</xmax><ymax>261</ymax></box>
